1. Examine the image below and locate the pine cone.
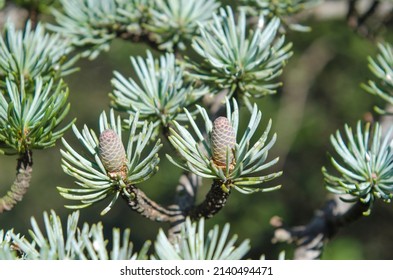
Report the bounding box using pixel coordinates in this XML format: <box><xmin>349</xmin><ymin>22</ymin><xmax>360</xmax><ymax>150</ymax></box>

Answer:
<box><xmin>211</xmin><ymin>116</ymin><xmax>236</xmax><ymax>167</ymax></box>
<box><xmin>99</xmin><ymin>129</ymin><xmax>127</xmax><ymax>177</ymax></box>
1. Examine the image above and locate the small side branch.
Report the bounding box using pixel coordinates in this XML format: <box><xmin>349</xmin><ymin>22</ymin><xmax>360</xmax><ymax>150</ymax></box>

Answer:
<box><xmin>120</xmin><ymin>176</ymin><xmax>230</xmax><ymax>245</ymax></box>
<box><xmin>346</xmin><ymin>0</ymin><xmax>384</xmax><ymax>38</ymax></box>
<box><xmin>187</xmin><ymin>179</ymin><xmax>230</xmax><ymax>220</ymax></box>
<box><xmin>358</xmin><ymin>1</ymin><xmax>380</xmax><ymax>26</ymax></box>
<box><xmin>120</xmin><ymin>177</ymin><xmax>230</xmax><ymax>224</ymax></box>
<box><xmin>271</xmin><ymin>194</ymin><xmax>369</xmax><ymax>259</ymax></box>
<box><xmin>0</xmin><ymin>150</ymin><xmax>33</xmax><ymax>213</ymax></box>
<box><xmin>26</xmin><ymin>5</ymin><xmax>39</xmax><ymax>30</ymax></box>
<box><xmin>120</xmin><ymin>184</ymin><xmax>182</xmax><ymax>223</ymax></box>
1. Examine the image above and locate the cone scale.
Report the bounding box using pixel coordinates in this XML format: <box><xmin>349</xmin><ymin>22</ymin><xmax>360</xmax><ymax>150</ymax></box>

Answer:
<box><xmin>99</xmin><ymin>129</ymin><xmax>127</xmax><ymax>180</ymax></box>
<box><xmin>211</xmin><ymin>117</ymin><xmax>236</xmax><ymax>168</ymax></box>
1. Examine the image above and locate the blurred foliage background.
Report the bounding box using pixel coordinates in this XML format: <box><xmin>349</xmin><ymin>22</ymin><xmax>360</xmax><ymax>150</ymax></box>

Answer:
<box><xmin>1</xmin><ymin>0</ymin><xmax>393</xmax><ymax>260</ymax></box>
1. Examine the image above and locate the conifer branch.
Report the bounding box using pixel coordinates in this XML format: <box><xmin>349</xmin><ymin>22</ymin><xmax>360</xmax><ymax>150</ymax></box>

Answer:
<box><xmin>154</xmin><ymin>217</ymin><xmax>250</xmax><ymax>260</ymax></box>
<box><xmin>271</xmin><ymin>195</ymin><xmax>369</xmax><ymax>260</ymax></box>
<box><xmin>58</xmin><ymin>110</ymin><xmax>161</xmax><ymax>215</ymax></box>
<box><xmin>0</xmin><ymin>150</ymin><xmax>33</xmax><ymax>213</ymax></box>
<box><xmin>119</xmin><ymin>177</ymin><xmax>230</xmax><ymax>224</ymax></box>
<box><xmin>167</xmin><ymin>98</ymin><xmax>282</xmax><ymax>194</ymax></box>
<box><xmin>186</xmin><ymin>179</ymin><xmax>231</xmax><ymax>220</ymax></box>
<box><xmin>272</xmin><ymin>120</ymin><xmax>393</xmax><ymax>259</ymax></box>
<box><xmin>240</xmin><ymin>0</ymin><xmax>321</xmax><ymax>32</ymax></box>
<box><xmin>120</xmin><ymin>184</ymin><xmax>182</xmax><ymax>223</ymax></box>
<box><xmin>347</xmin><ymin>0</ymin><xmax>382</xmax><ymax>37</ymax></box>
<box><xmin>0</xmin><ymin>210</ymin><xmax>150</xmax><ymax>259</ymax></box>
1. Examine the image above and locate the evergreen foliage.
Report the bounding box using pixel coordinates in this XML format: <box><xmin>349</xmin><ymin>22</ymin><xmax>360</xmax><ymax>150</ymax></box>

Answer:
<box><xmin>188</xmin><ymin>6</ymin><xmax>293</xmax><ymax>108</ymax></box>
<box><xmin>110</xmin><ymin>51</ymin><xmax>208</xmax><ymax>133</ymax></box>
<box><xmin>58</xmin><ymin>109</ymin><xmax>161</xmax><ymax>215</ymax></box>
<box><xmin>0</xmin><ymin>210</ymin><xmax>251</xmax><ymax>260</ymax></box>
<box><xmin>167</xmin><ymin>98</ymin><xmax>282</xmax><ymax>194</ymax></box>
<box><xmin>363</xmin><ymin>43</ymin><xmax>393</xmax><ymax>114</ymax></box>
<box><xmin>144</xmin><ymin>0</ymin><xmax>220</xmax><ymax>51</ymax></box>
<box><xmin>0</xmin><ymin>20</ymin><xmax>77</xmax><ymax>87</ymax></box>
<box><xmin>1</xmin><ymin>0</ymin><xmax>393</xmax><ymax>260</ymax></box>
<box><xmin>50</xmin><ymin>0</ymin><xmax>130</xmax><ymax>59</ymax></box>
<box><xmin>0</xmin><ymin>210</ymin><xmax>150</xmax><ymax>259</ymax></box>
<box><xmin>323</xmin><ymin>122</ymin><xmax>393</xmax><ymax>215</ymax></box>
<box><xmin>240</xmin><ymin>0</ymin><xmax>320</xmax><ymax>31</ymax></box>
<box><xmin>153</xmin><ymin>217</ymin><xmax>250</xmax><ymax>260</ymax></box>
<box><xmin>0</xmin><ymin>77</ymin><xmax>73</xmax><ymax>154</ymax></box>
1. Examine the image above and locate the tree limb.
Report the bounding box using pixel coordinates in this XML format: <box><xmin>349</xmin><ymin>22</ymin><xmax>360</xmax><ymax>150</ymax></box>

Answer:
<box><xmin>0</xmin><ymin>150</ymin><xmax>33</xmax><ymax>213</ymax></box>
<box><xmin>271</xmin><ymin>194</ymin><xmax>369</xmax><ymax>259</ymax></box>
<box><xmin>120</xmin><ymin>184</ymin><xmax>182</xmax><ymax>223</ymax></box>
<box><xmin>120</xmin><ymin>177</ymin><xmax>230</xmax><ymax>224</ymax></box>
<box><xmin>186</xmin><ymin>179</ymin><xmax>230</xmax><ymax>220</ymax></box>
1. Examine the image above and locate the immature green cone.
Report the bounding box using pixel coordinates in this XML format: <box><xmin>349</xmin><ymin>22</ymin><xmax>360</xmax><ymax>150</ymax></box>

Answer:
<box><xmin>99</xmin><ymin>129</ymin><xmax>127</xmax><ymax>178</ymax></box>
<box><xmin>211</xmin><ymin>117</ymin><xmax>236</xmax><ymax>167</ymax></box>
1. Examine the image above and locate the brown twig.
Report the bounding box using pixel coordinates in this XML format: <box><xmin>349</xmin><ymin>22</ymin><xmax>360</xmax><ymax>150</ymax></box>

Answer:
<box><xmin>115</xmin><ymin>29</ymin><xmax>164</xmax><ymax>54</ymax></box>
<box><xmin>120</xmin><ymin>177</ymin><xmax>231</xmax><ymax>236</ymax></box>
<box><xmin>26</xmin><ymin>5</ymin><xmax>39</xmax><ymax>30</ymax></box>
<box><xmin>346</xmin><ymin>0</ymin><xmax>385</xmax><ymax>38</ymax></box>
<box><xmin>271</xmin><ymin>194</ymin><xmax>369</xmax><ymax>259</ymax></box>
<box><xmin>358</xmin><ymin>1</ymin><xmax>380</xmax><ymax>27</ymax></box>
<box><xmin>0</xmin><ymin>150</ymin><xmax>33</xmax><ymax>213</ymax></box>
<box><xmin>186</xmin><ymin>179</ymin><xmax>231</xmax><ymax>220</ymax></box>
<box><xmin>0</xmin><ymin>3</ymin><xmax>29</xmax><ymax>30</ymax></box>
<box><xmin>347</xmin><ymin>0</ymin><xmax>359</xmax><ymax>29</ymax></box>
<box><xmin>120</xmin><ymin>178</ymin><xmax>231</xmax><ymax>220</ymax></box>
<box><xmin>120</xmin><ymin>184</ymin><xmax>182</xmax><ymax>223</ymax></box>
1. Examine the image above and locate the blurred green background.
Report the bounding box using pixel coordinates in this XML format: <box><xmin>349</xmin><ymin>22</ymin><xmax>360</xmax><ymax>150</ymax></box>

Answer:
<box><xmin>1</xmin><ymin>1</ymin><xmax>393</xmax><ymax>260</ymax></box>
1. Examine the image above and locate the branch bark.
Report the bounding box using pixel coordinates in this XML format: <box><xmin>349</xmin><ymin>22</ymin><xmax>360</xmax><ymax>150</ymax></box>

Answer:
<box><xmin>121</xmin><ymin>178</ymin><xmax>230</xmax><ymax>219</ymax></box>
<box><xmin>120</xmin><ymin>177</ymin><xmax>231</xmax><ymax>231</ymax></box>
<box><xmin>0</xmin><ymin>150</ymin><xmax>33</xmax><ymax>213</ymax></box>
<box><xmin>120</xmin><ymin>184</ymin><xmax>182</xmax><ymax>223</ymax></box>
<box><xmin>186</xmin><ymin>179</ymin><xmax>230</xmax><ymax>220</ymax></box>
<box><xmin>271</xmin><ymin>194</ymin><xmax>369</xmax><ymax>259</ymax></box>
<box><xmin>347</xmin><ymin>0</ymin><xmax>383</xmax><ymax>38</ymax></box>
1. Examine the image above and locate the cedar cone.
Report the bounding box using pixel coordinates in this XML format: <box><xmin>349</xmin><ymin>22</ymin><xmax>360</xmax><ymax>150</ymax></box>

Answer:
<box><xmin>99</xmin><ymin>129</ymin><xmax>127</xmax><ymax>178</ymax></box>
<box><xmin>211</xmin><ymin>116</ymin><xmax>236</xmax><ymax>167</ymax></box>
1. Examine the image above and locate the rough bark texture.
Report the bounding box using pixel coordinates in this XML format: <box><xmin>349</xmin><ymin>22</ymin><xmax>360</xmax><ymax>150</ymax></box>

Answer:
<box><xmin>119</xmin><ymin>173</ymin><xmax>233</xmax><ymax>243</ymax></box>
<box><xmin>120</xmin><ymin>184</ymin><xmax>181</xmax><ymax>223</ymax></box>
<box><xmin>120</xmin><ymin>178</ymin><xmax>230</xmax><ymax>225</ymax></box>
<box><xmin>271</xmin><ymin>195</ymin><xmax>369</xmax><ymax>259</ymax></box>
<box><xmin>0</xmin><ymin>150</ymin><xmax>33</xmax><ymax>213</ymax></box>
<box><xmin>186</xmin><ymin>179</ymin><xmax>230</xmax><ymax>220</ymax></box>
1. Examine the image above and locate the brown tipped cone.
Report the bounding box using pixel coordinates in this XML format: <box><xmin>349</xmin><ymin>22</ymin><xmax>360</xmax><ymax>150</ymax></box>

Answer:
<box><xmin>99</xmin><ymin>129</ymin><xmax>127</xmax><ymax>174</ymax></box>
<box><xmin>211</xmin><ymin>116</ymin><xmax>236</xmax><ymax>167</ymax></box>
